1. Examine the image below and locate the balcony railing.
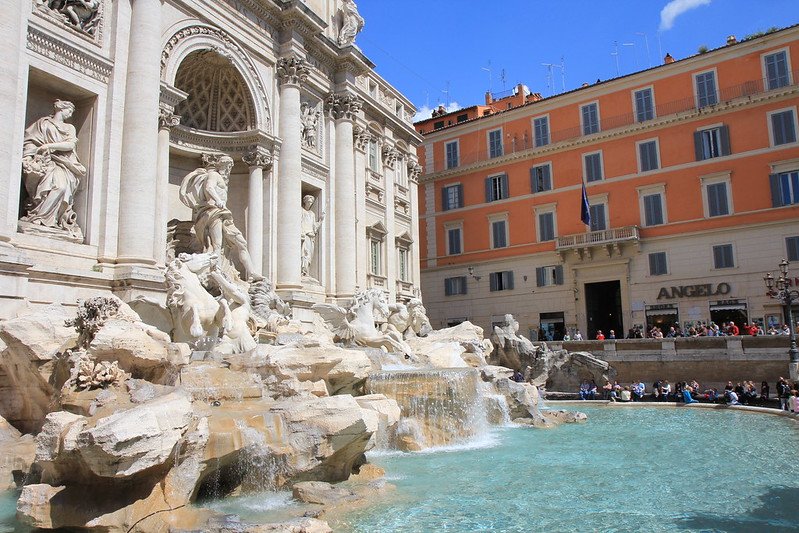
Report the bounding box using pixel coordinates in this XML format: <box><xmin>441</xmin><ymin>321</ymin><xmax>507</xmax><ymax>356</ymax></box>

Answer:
<box><xmin>556</xmin><ymin>225</ymin><xmax>639</xmax><ymax>250</ymax></box>
<box><xmin>426</xmin><ymin>70</ymin><xmax>798</xmax><ymax>175</ymax></box>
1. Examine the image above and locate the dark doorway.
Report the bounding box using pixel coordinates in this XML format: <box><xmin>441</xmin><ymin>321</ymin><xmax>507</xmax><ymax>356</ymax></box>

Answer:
<box><xmin>585</xmin><ymin>280</ymin><xmax>623</xmax><ymax>339</ymax></box>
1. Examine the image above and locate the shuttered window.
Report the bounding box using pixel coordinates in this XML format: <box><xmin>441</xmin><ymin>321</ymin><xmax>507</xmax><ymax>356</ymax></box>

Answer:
<box><xmin>537</xmin><ymin>212</ymin><xmax>555</xmax><ymax>241</ymax></box>
<box><xmin>643</xmin><ymin>193</ymin><xmax>664</xmax><ymax>226</ymax></box>
<box><xmin>634</xmin><ymin>88</ymin><xmax>654</xmax><ymax>122</ymax></box>
<box><xmin>442</xmin><ymin>184</ymin><xmax>463</xmax><ymax>210</ymax></box>
<box><xmin>530</xmin><ymin>164</ymin><xmax>552</xmax><ymax>192</ymax></box>
<box><xmin>489</xmin><ymin>271</ymin><xmax>514</xmax><ymax>292</ymax></box>
<box><xmin>584</xmin><ymin>152</ymin><xmax>603</xmax><ymax>182</ymax></box>
<box><xmin>581</xmin><ymin>103</ymin><xmax>600</xmax><ymax>134</ymax></box>
<box><xmin>706</xmin><ymin>182</ymin><xmax>730</xmax><ymax>217</ymax></box>
<box><xmin>534</xmin><ymin>117</ymin><xmax>549</xmax><ymax>147</ymax></box>
<box><xmin>491</xmin><ymin>220</ymin><xmax>507</xmax><ymax>248</ymax></box>
<box><xmin>447</xmin><ymin>227</ymin><xmax>462</xmax><ymax>255</ymax></box>
<box><xmin>638</xmin><ymin>140</ymin><xmax>659</xmax><ymax>172</ymax></box>
<box><xmin>771</xmin><ymin>110</ymin><xmax>797</xmax><ymax>146</ymax></box>
<box><xmin>445</xmin><ymin>141</ymin><xmax>459</xmax><ymax>168</ymax></box>
<box><xmin>589</xmin><ymin>204</ymin><xmax>606</xmax><ymax>231</ymax></box>
<box><xmin>649</xmin><ymin>252</ymin><xmax>668</xmax><ymax>276</ymax></box>
<box><xmin>786</xmin><ymin>236</ymin><xmax>799</xmax><ymax>262</ymax></box>
<box><xmin>485</xmin><ymin>174</ymin><xmax>509</xmax><ymax>202</ymax></box>
<box><xmin>535</xmin><ymin>265</ymin><xmax>564</xmax><ymax>287</ymax></box>
<box><xmin>765</xmin><ymin>51</ymin><xmax>790</xmax><ymax>90</ymax></box>
<box><xmin>488</xmin><ymin>129</ymin><xmax>503</xmax><ymax>158</ymax></box>
<box><xmin>444</xmin><ymin>276</ymin><xmax>467</xmax><ymax>296</ymax></box>
<box><xmin>713</xmin><ymin>244</ymin><xmax>734</xmax><ymax>269</ymax></box>
<box><xmin>694</xmin><ymin>125</ymin><xmax>731</xmax><ymax>160</ymax></box>
<box><xmin>696</xmin><ymin>71</ymin><xmax>718</xmax><ymax>108</ymax></box>
<box><xmin>770</xmin><ymin>170</ymin><xmax>799</xmax><ymax>207</ymax></box>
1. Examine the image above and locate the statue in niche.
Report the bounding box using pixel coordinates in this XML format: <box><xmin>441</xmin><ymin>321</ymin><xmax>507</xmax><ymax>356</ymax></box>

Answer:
<box><xmin>20</xmin><ymin>99</ymin><xmax>86</xmax><ymax>239</ymax></box>
<box><xmin>337</xmin><ymin>0</ymin><xmax>364</xmax><ymax>47</ymax></box>
<box><xmin>45</xmin><ymin>0</ymin><xmax>101</xmax><ymax>35</ymax></box>
<box><xmin>179</xmin><ymin>154</ymin><xmax>263</xmax><ymax>281</ymax></box>
<box><xmin>300</xmin><ymin>194</ymin><xmax>325</xmax><ymax>278</ymax></box>
<box><xmin>300</xmin><ymin>102</ymin><xmax>319</xmax><ymax>149</ymax></box>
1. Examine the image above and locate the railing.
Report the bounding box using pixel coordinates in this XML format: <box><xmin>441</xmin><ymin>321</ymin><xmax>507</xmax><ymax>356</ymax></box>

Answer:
<box><xmin>426</xmin><ymin>70</ymin><xmax>798</xmax><ymax>175</ymax></box>
<box><xmin>556</xmin><ymin>225</ymin><xmax>639</xmax><ymax>249</ymax></box>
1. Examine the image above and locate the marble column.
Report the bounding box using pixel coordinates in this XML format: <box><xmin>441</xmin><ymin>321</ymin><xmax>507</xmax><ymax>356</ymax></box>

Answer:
<box><xmin>242</xmin><ymin>147</ymin><xmax>273</xmax><ymax>276</ymax></box>
<box><xmin>275</xmin><ymin>55</ymin><xmax>310</xmax><ymax>289</ymax></box>
<box><xmin>408</xmin><ymin>161</ymin><xmax>423</xmax><ymax>294</ymax></box>
<box><xmin>327</xmin><ymin>93</ymin><xmax>362</xmax><ymax>298</ymax></box>
<box><xmin>116</xmin><ymin>0</ymin><xmax>162</xmax><ymax>265</ymax></box>
<box><xmin>155</xmin><ymin>107</ymin><xmax>180</xmax><ymax>265</ymax></box>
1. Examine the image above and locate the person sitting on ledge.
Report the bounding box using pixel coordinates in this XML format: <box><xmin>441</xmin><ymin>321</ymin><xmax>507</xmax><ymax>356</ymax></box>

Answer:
<box><xmin>619</xmin><ymin>387</ymin><xmax>632</xmax><ymax>402</ymax></box>
<box><xmin>683</xmin><ymin>386</ymin><xmax>698</xmax><ymax>404</ymax></box>
<box><xmin>579</xmin><ymin>380</ymin><xmax>590</xmax><ymax>400</ymax></box>
<box><xmin>725</xmin><ymin>389</ymin><xmax>741</xmax><ymax>405</ymax></box>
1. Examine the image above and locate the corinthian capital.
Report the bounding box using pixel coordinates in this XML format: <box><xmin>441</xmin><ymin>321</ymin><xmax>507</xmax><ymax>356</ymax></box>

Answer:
<box><xmin>353</xmin><ymin>124</ymin><xmax>373</xmax><ymax>152</ymax></box>
<box><xmin>407</xmin><ymin>160</ymin><xmax>422</xmax><ymax>182</ymax></box>
<box><xmin>242</xmin><ymin>146</ymin><xmax>273</xmax><ymax>169</ymax></box>
<box><xmin>382</xmin><ymin>146</ymin><xmax>401</xmax><ymax>169</ymax></box>
<box><xmin>276</xmin><ymin>55</ymin><xmax>311</xmax><ymax>86</ymax></box>
<box><xmin>158</xmin><ymin>107</ymin><xmax>181</xmax><ymax>130</ymax></box>
<box><xmin>326</xmin><ymin>92</ymin><xmax>362</xmax><ymax>122</ymax></box>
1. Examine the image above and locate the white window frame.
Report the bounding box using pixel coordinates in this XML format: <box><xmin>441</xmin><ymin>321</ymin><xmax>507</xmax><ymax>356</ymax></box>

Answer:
<box><xmin>711</xmin><ymin>243</ymin><xmax>736</xmax><ymax>270</ymax></box>
<box><xmin>445</xmin><ymin>139</ymin><xmax>460</xmax><ymax>169</ymax></box>
<box><xmin>637</xmin><ymin>183</ymin><xmax>668</xmax><ymax>227</ymax></box>
<box><xmin>761</xmin><ymin>47</ymin><xmax>793</xmax><ymax>91</ymax></box>
<box><xmin>632</xmin><ymin>85</ymin><xmax>656</xmax><ymax>122</ymax></box>
<box><xmin>444</xmin><ymin>221</ymin><xmax>464</xmax><ymax>256</ymax></box>
<box><xmin>534</xmin><ymin>204</ymin><xmax>557</xmax><ymax>243</ymax></box>
<box><xmin>532</xmin><ymin>114</ymin><xmax>550</xmax><ymax>147</ymax></box>
<box><xmin>487</xmin><ymin>127</ymin><xmax>504</xmax><ymax>158</ymax></box>
<box><xmin>700</xmin><ymin>171</ymin><xmax>733</xmax><ymax>218</ymax></box>
<box><xmin>636</xmin><ymin>137</ymin><xmax>661</xmax><ymax>173</ymax></box>
<box><xmin>582</xmin><ymin>150</ymin><xmax>604</xmax><ymax>182</ymax></box>
<box><xmin>693</xmin><ymin>67</ymin><xmax>719</xmax><ymax>108</ymax></box>
<box><xmin>488</xmin><ymin>212</ymin><xmax>509</xmax><ymax>249</ymax></box>
<box><xmin>767</xmin><ymin>106</ymin><xmax>798</xmax><ymax>147</ymax></box>
<box><xmin>580</xmin><ymin>101</ymin><xmax>601</xmax><ymax>135</ymax></box>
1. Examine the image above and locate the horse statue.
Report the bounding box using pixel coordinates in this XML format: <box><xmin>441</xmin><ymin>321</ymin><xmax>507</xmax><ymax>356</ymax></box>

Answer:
<box><xmin>165</xmin><ymin>252</ymin><xmax>225</xmax><ymax>342</ymax></box>
<box><xmin>312</xmin><ymin>288</ymin><xmax>416</xmax><ymax>359</ymax></box>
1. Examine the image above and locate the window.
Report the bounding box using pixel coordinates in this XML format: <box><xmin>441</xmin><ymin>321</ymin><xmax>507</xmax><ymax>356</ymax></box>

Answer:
<box><xmin>444</xmin><ymin>276</ymin><xmax>467</xmax><ymax>296</ymax></box>
<box><xmin>442</xmin><ymin>184</ymin><xmax>463</xmax><ymax>211</ymax></box>
<box><xmin>589</xmin><ymin>203</ymin><xmax>606</xmax><ymax>231</ymax></box>
<box><xmin>581</xmin><ymin>103</ymin><xmax>600</xmax><ymax>135</ymax></box>
<box><xmin>489</xmin><ymin>271</ymin><xmax>514</xmax><ymax>292</ymax></box>
<box><xmin>584</xmin><ymin>152</ymin><xmax>603</xmax><ymax>182</ymax></box>
<box><xmin>649</xmin><ymin>252</ymin><xmax>668</xmax><ymax>276</ymax></box>
<box><xmin>446</xmin><ymin>226</ymin><xmax>462</xmax><ymax>255</ymax></box>
<box><xmin>445</xmin><ymin>140</ymin><xmax>459</xmax><ymax>169</ymax></box>
<box><xmin>770</xmin><ymin>170</ymin><xmax>799</xmax><ymax>207</ymax></box>
<box><xmin>770</xmin><ymin>109</ymin><xmax>797</xmax><ymax>146</ymax></box>
<box><xmin>694</xmin><ymin>126</ymin><xmax>730</xmax><ymax>160</ymax></box>
<box><xmin>433</xmin><ymin>120</ymin><xmax>445</xmax><ymax>130</ymax></box>
<box><xmin>533</xmin><ymin>116</ymin><xmax>549</xmax><ymax>147</ymax></box>
<box><xmin>368</xmin><ymin>139</ymin><xmax>379</xmax><ymax>171</ymax></box>
<box><xmin>638</xmin><ymin>139</ymin><xmax>659</xmax><ymax>172</ymax></box>
<box><xmin>485</xmin><ymin>173</ymin><xmax>509</xmax><ymax>202</ymax></box>
<box><xmin>786</xmin><ymin>236</ymin><xmax>799</xmax><ymax>261</ymax></box>
<box><xmin>488</xmin><ymin>129</ymin><xmax>503</xmax><ymax>158</ymax></box>
<box><xmin>369</xmin><ymin>239</ymin><xmax>381</xmax><ymax>274</ymax></box>
<box><xmin>537</xmin><ymin>211</ymin><xmax>555</xmax><ymax>241</ymax></box>
<box><xmin>535</xmin><ymin>265</ymin><xmax>564</xmax><ymax>287</ymax></box>
<box><xmin>634</xmin><ymin>88</ymin><xmax>654</xmax><ymax>122</ymax></box>
<box><xmin>695</xmin><ymin>71</ymin><xmax>718</xmax><ymax>108</ymax></box>
<box><xmin>764</xmin><ymin>50</ymin><xmax>790</xmax><ymax>90</ymax></box>
<box><xmin>398</xmin><ymin>248</ymin><xmax>409</xmax><ymax>281</ymax></box>
<box><xmin>642</xmin><ymin>193</ymin><xmax>664</xmax><ymax>226</ymax></box>
<box><xmin>705</xmin><ymin>181</ymin><xmax>731</xmax><ymax>217</ymax></box>
<box><xmin>456</xmin><ymin>113</ymin><xmax>468</xmax><ymax>123</ymax></box>
<box><xmin>530</xmin><ymin>163</ymin><xmax>552</xmax><ymax>193</ymax></box>
<box><xmin>712</xmin><ymin>244</ymin><xmax>734</xmax><ymax>269</ymax></box>
<box><xmin>490</xmin><ymin>219</ymin><xmax>508</xmax><ymax>249</ymax></box>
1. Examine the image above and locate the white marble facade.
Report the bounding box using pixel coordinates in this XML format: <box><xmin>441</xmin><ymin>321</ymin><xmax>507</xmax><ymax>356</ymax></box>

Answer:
<box><xmin>0</xmin><ymin>0</ymin><xmax>422</xmax><ymax>319</ymax></box>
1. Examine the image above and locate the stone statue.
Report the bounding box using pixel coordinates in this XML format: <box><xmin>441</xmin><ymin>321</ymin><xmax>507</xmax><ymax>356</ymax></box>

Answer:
<box><xmin>300</xmin><ymin>102</ymin><xmax>319</xmax><ymax>149</ymax></box>
<box><xmin>313</xmin><ymin>288</ymin><xmax>416</xmax><ymax>358</ymax></box>
<box><xmin>385</xmin><ymin>298</ymin><xmax>433</xmax><ymax>339</ymax></box>
<box><xmin>337</xmin><ymin>0</ymin><xmax>364</xmax><ymax>47</ymax></box>
<box><xmin>179</xmin><ymin>154</ymin><xmax>262</xmax><ymax>281</ymax></box>
<box><xmin>249</xmin><ymin>279</ymin><xmax>292</xmax><ymax>333</ymax></box>
<box><xmin>20</xmin><ymin>100</ymin><xmax>86</xmax><ymax>239</ymax></box>
<box><xmin>46</xmin><ymin>0</ymin><xmax>101</xmax><ymax>34</ymax></box>
<box><xmin>301</xmin><ymin>194</ymin><xmax>325</xmax><ymax>278</ymax></box>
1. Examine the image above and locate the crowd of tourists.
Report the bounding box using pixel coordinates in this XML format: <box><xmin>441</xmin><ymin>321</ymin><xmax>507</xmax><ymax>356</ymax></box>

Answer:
<box><xmin>578</xmin><ymin>377</ymin><xmax>799</xmax><ymax>412</ymax></box>
<box><xmin>642</xmin><ymin>321</ymin><xmax>795</xmax><ymax>339</ymax></box>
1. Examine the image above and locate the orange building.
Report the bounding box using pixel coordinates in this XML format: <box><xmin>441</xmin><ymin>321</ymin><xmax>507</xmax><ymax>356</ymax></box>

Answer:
<box><xmin>416</xmin><ymin>26</ymin><xmax>799</xmax><ymax>340</ymax></box>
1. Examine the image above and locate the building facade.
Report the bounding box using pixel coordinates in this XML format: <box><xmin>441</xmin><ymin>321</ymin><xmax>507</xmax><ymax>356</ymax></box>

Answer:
<box><xmin>417</xmin><ymin>27</ymin><xmax>799</xmax><ymax>340</ymax></box>
<box><xmin>1</xmin><ymin>0</ymin><xmax>422</xmax><ymax>320</ymax></box>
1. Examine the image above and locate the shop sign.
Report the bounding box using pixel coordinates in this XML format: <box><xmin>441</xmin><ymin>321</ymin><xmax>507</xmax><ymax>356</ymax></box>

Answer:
<box><xmin>656</xmin><ymin>282</ymin><xmax>731</xmax><ymax>300</ymax></box>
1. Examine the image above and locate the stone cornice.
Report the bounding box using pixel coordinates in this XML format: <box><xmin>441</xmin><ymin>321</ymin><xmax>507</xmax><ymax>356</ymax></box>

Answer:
<box><xmin>170</xmin><ymin>126</ymin><xmax>279</xmax><ymax>157</ymax></box>
<box><xmin>26</xmin><ymin>23</ymin><xmax>113</xmax><ymax>83</ymax></box>
<box><xmin>159</xmin><ymin>82</ymin><xmax>188</xmax><ymax>111</ymax></box>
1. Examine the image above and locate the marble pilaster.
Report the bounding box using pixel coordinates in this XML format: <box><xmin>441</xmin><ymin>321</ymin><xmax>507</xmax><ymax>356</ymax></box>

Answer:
<box><xmin>116</xmin><ymin>0</ymin><xmax>162</xmax><ymax>266</ymax></box>
<box><xmin>155</xmin><ymin>107</ymin><xmax>180</xmax><ymax>265</ymax></box>
<box><xmin>275</xmin><ymin>55</ymin><xmax>310</xmax><ymax>289</ymax></box>
<box><xmin>327</xmin><ymin>92</ymin><xmax>362</xmax><ymax>298</ymax></box>
<box><xmin>242</xmin><ymin>147</ymin><xmax>273</xmax><ymax>276</ymax></box>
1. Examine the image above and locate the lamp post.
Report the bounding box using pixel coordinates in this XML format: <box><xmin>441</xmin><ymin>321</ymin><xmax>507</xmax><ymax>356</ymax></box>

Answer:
<box><xmin>764</xmin><ymin>260</ymin><xmax>799</xmax><ymax>379</ymax></box>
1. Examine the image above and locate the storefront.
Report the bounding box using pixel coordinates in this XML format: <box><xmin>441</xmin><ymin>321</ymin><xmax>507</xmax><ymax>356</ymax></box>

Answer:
<box><xmin>645</xmin><ymin>304</ymin><xmax>679</xmax><ymax>333</ymax></box>
<box><xmin>709</xmin><ymin>299</ymin><xmax>749</xmax><ymax>328</ymax></box>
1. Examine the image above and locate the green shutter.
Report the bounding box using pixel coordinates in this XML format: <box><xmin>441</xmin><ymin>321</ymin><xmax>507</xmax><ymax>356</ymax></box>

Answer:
<box><xmin>720</xmin><ymin>125</ymin><xmax>731</xmax><ymax>156</ymax></box>
<box><xmin>770</xmin><ymin>173</ymin><xmax>783</xmax><ymax>207</ymax></box>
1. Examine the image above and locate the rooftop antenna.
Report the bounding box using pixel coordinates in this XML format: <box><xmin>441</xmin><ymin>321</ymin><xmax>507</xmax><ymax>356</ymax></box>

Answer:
<box><xmin>656</xmin><ymin>31</ymin><xmax>664</xmax><ymax>62</ymax></box>
<box><xmin>636</xmin><ymin>32</ymin><xmax>652</xmax><ymax>67</ymax></box>
<box><xmin>541</xmin><ymin>63</ymin><xmax>555</xmax><ymax>95</ymax></box>
<box><xmin>481</xmin><ymin>60</ymin><xmax>493</xmax><ymax>94</ymax></box>
<box><xmin>622</xmin><ymin>42</ymin><xmax>638</xmax><ymax>70</ymax></box>
<box><xmin>559</xmin><ymin>56</ymin><xmax>567</xmax><ymax>92</ymax></box>
<box><xmin>611</xmin><ymin>41</ymin><xmax>620</xmax><ymax>77</ymax></box>
<box><xmin>442</xmin><ymin>81</ymin><xmax>450</xmax><ymax>108</ymax></box>
<box><xmin>500</xmin><ymin>68</ymin><xmax>507</xmax><ymax>92</ymax></box>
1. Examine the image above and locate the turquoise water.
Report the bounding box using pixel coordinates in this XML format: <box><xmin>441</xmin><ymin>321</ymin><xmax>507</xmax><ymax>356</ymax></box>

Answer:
<box><xmin>337</xmin><ymin>406</ymin><xmax>799</xmax><ymax>532</ymax></box>
<box><xmin>0</xmin><ymin>491</ymin><xmax>25</xmax><ymax>533</ymax></box>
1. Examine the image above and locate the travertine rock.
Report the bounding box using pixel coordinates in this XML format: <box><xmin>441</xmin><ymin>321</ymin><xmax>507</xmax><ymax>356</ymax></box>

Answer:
<box><xmin>292</xmin><ymin>480</ymin><xmax>358</xmax><ymax>505</ymax></box>
<box><xmin>527</xmin><ymin>349</ymin><xmax>616</xmax><ymax>391</ymax></box>
<box><xmin>179</xmin><ymin>362</ymin><xmax>263</xmax><ymax>402</ymax></box>
<box><xmin>0</xmin><ymin>414</ymin><xmax>35</xmax><ymax>490</ymax></box>
<box><xmin>354</xmin><ymin>394</ymin><xmax>400</xmax><ymax>450</ymax></box>
<box><xmin>407</xmin><ymin>321</ymin><xmax>492</xmax><ymax>367</ymax></box>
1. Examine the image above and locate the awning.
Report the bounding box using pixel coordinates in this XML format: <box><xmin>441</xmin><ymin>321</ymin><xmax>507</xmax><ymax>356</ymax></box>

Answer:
<box><xmin>710</xmin><ymin>303</ymin><xmax>747</xmax><ymax>311</ymax></box>
<box><xmin>646</xmin><ymin>307</ymin><xmax>678</xmax><ymax>315</ymax></box>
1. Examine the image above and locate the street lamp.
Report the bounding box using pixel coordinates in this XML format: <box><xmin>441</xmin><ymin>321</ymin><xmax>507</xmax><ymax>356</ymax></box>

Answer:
<box><xmin>764</xmin><ymin>260</ymin><xmax>799</xmax><ymax>374</ymax></box>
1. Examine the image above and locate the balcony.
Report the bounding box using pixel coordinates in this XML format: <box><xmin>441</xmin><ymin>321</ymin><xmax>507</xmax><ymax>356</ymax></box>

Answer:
<box><xmin>556</xmin><ymin>226</ymin><xmax>639</xmax><ymax>260</ymax></box>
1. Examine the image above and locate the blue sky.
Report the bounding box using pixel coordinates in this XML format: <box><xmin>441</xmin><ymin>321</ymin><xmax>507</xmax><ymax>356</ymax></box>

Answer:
<box><xmin>355</xmin><ymin>0</ymin><xmax>799</xmax><ymax>120</ymax></box>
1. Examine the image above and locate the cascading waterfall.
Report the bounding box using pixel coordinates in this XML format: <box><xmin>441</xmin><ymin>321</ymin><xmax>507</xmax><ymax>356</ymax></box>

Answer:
<box><xmin>367</xmin><ymin>368</ymin><xmax>493</xmax><ymax>449</ymax></box>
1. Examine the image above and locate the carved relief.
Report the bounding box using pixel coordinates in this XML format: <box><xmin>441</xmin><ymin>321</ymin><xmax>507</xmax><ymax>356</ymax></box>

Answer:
<box><xmin>242</xmin><ymin>146</ymin><xmax>273</xmax><ymax>169</ymax></box>
<box><xmin>300</xmin><ymin>101</ymin><xmax>321</xmax><ymax>150</ymax></box>
<box><xmin>382</xmin><ymin>146</ymin><xmax>400</xmax><ymax>169</ymax></box>
<box><xmin>35</xmin><ymin>0</ymin><xmax>102</xmax><ymax>37</ymax></box>
<box><xmin>26</xmin><ymin>26</ymin><xmax>112</xmax><ymax>82</ymax></box>
<box><xmin>158</xmin><ymin>107</ymin><xmax>181</xmax><ymax>130</ymax></box>
<box><xmin>276</xmin><ymin>55</ymin><xmax>310</xmax><ymax>86</ymax></box>
<box><xmin>353</xmin><ymin>125</ymin><xmax>373</xmax><ymax>152</ymax></box>
<box><xmin>407</xmin><ymin>160</ymin><xmax>422</xmax><ymax>182</ymax></box>
<box><xmin>326</xmin><ymin>93</ymin><xmax>362</xmax><ymax>122</ymax></box>
<box><xmin>337</xmin><ymin>0</ymin><xmax>364</xmax><ymax>47</ymax></box>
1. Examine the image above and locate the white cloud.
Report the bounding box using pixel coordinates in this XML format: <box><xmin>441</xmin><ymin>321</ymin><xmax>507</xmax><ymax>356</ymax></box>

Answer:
<box><xmin>659</xmin><ymin>0</ymin><xmax>711</xmax><ymax>31</ymax></box>
<box><xmin>413</xmin><ymin>101</ymin><xmax>461</xmax><ymax>123</ymax></box>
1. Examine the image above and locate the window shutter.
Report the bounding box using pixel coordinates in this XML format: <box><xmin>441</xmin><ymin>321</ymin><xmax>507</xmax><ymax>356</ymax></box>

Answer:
<box><xmin>720</xmin><ymin>125</ymin><xmax>731</xmax><ymax>156</ymax></box>
<box><xmin>501</xmin><ymin>173</ymin><xmax>509</xmax><ymax>198</ymax></box>
<box><xmin>489</xmin><ymin>272</ymin><xmax>498</xmax><ymax>292</ymax></box>
<box><xmin>770</xmin><ymin>174</ymin><xmax>782</xmax><ymax>207</ymax></box>
<box><xmin>456</xmin><ymin>184</ymin><xmax>464</xmax><ymax>208</ymax></box>
<box><xmin>530</xmin><ymin>167</ymin><xmax>538</xmax><ymax>193</ymax></box>
<box><xmin>506</xmin><ymin>271</ymin><xmax>514</xmax><ymax>290</ymax></box>
<box><xmin>460</xmin><ymin>276</ymin><xmax>468</xmax><ymax>295</ymax></box>
<box><xmin>441</xmin><ymin>188</ymin><xmax>448</xmax><ymax>211</ymax></box>
<box><xmin>535</xmin><ymin>267</ymin><xmax>544</xmax><ymax>287</ymax></box>
<box><xmin>492</xmin><ymin>222</ymin><xmax>500</xmax><ymax>247</ymax></box>
<box><xmin>693</xmin><ymin>131</ymin><xmax>704</xmax><ymax>161</ymax></box>
<box><xmin>444</xmin><ymin>279</ymin><xmax>452</xmax><ymax>296</ymax></box>
<box><xmin>485</xmin><ymin>178</ymin><xmax>492</xmax><ymax>202</ymax></box>
<box><xmin>554</xmin><ymin>265</ymin><xmax>564</xmax><ymax>285</ymax></box>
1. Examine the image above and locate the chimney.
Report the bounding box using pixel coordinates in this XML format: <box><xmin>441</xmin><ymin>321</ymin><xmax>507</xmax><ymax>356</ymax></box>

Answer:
<box><xmin>664</xmin><ymin>53</ymin><xmax>675</xmax><ymax>64</ymax></box>
<box><xmin>484</xmin><ymin>91</ymin><xmax>493</xmax><ymax>105</ymax></box>
<box><xmin>727</xmin><ymin>35</ymin><xmax>737</xmax><ymax>45</ymax></box>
